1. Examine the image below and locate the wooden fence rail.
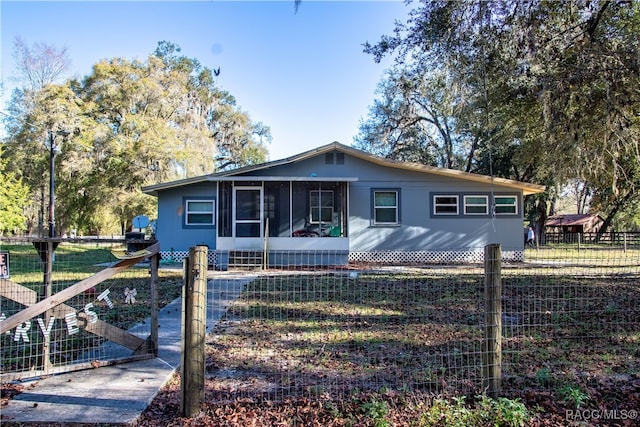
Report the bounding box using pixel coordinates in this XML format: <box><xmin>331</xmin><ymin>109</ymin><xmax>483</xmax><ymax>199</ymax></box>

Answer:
<box><xmin>543</xmin><ymin>231</ymin><xmax>640</xmax><ymax>245</ymax></box>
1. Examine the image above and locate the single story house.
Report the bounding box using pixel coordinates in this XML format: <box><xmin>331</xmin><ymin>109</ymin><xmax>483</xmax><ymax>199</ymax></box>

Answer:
<box><xmin>142</xmin><ymin>142</ymin><xmax>545</xmax><ymax>268</ymax></box>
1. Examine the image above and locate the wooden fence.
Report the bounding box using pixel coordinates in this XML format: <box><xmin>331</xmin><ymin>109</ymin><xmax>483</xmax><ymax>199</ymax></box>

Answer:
<box><xmin>0</xmin><ymin>238</ymin><xmax>161</xmax><ymax>381</ymax></box>
<box><xmin>543</xmin><ymin>231</ymin><xmax>640</xmax><ymax>245</ymax></box>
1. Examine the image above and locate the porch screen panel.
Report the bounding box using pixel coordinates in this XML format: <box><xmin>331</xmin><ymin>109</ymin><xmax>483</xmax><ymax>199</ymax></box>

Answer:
<box><xmin>292</xmin><ymin>182</ymin><xmax>308</xmax><ymax>232</ymax></box>
<box><xmin>235</xmin><ymin>189</ymin><xmax>261</xmax><ymax>238</ymax></box>
<box><xmin>236</xmin><ymin>223</ymin><xmax>261</xmax><ymax>237</ymax></box>
<box><xmin>338</xmin><ymin>182</ymin><xmax>347</xmax><ymax>237</ymax></box>
<box><xmin>236</xmin><ymin>190</ymin><xmax>260</xmax><ymax>220</ymax></box>
<box><xmin>218</xmin><ymin>182</ymin><xmax>233</xmax><ymax>237</ymax></box>
<box><xmin>265</xmin><ymin>182</ymin><xmax>290</xmax><ymax>237</ymax></box>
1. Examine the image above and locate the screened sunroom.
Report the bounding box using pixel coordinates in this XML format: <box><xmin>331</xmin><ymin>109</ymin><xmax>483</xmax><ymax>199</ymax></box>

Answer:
<box><xmin>215</xmin><ymin>178</ymin><xmax>353</xmax><ymax>253</ymax></box>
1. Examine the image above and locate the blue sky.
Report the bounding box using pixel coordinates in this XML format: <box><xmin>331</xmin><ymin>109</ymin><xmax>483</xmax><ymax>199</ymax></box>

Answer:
<box><xmin>1</xmin><ymin>0</ymin><xmax>409</xmax><ymax>161</ymax></box>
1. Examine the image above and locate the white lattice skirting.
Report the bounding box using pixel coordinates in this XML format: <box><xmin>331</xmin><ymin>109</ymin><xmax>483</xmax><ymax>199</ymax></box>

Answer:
<box><xmin>160</xmin><ymin>249</ymin><xmax>524</xmax><ymax>266</ymax></box>
<box><xmin>160</xmin><ymin>250</ymin><xmax>218</xmax><ymax>265</ymax></box>
<box><xmin>349</xmin><ymin>250</ymin><xmax>523</xmax><ymax>264</ymax></box>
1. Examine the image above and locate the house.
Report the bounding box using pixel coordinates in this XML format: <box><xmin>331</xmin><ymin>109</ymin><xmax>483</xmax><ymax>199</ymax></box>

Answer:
<box><xmin>142</xmin><ymin>142</ymin><xmax>545</xmax><ymax>267</ymax></box>
<box><xmin>545</xmin><ymin>213</ymin><xmax>604</xmax><ymax>234</ymax></box>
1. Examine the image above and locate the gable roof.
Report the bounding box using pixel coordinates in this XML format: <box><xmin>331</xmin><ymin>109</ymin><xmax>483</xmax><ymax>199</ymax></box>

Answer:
<box><xmin>143</xmin><ymin>141</ymin><xmax>546</xmax><ymax>196</ymax></box>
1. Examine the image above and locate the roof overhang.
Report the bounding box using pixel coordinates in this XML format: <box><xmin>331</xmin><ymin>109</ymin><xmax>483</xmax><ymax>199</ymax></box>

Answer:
<box><xmin>143</xmin><ymin>141</ymin><xmax>545</xmax><ymax>197</ymax></box>
<box><xmin>261</xmin><ymin>142</ymin><xmax>545</xmax><ymax>196</ymax></box>
<box><xmin>211</xmin><ymin>176</ymin><xmax>358</xmax><ymax>182</ymax></box>
<box><xmin>143</xmin><ymin>175</ymin><xmax>358</xmax><ymax>196</ymax></box>
<box><xmin>545</xmin><ymin>214</ymin><xmax>604</xmax><ymax>227</ymax></box>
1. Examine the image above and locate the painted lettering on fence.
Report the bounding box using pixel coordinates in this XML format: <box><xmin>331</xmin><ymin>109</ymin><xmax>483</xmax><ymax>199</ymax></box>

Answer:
<box><xmin>0</xmin><ymin>291</ymin><xmax>113</xmax><ymax>343</ymax></box>
<box><xmin>0</xmin><ymin>252</ymin><xmax>9</xmax><ymax>279</ymax></box>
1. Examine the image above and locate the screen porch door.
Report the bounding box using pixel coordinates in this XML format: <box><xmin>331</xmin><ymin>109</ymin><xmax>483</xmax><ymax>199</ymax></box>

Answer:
<box><xmin>233</xmin><ymin>187</ymin><xmax>263</xmax><ymax>247</ymax></box>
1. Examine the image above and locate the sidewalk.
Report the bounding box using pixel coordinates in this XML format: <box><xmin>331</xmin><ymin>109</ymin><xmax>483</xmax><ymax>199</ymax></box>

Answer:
<box><xmin>0</xmin><ymin>274</ymin><xmax>252</xmax><ymax>425</ymax></box>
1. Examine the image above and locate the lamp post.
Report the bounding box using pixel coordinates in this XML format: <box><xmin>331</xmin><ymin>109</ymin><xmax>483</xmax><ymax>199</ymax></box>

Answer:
<box><xmin>47</xmin><ymin>129</ymin><xmax>70</xmax><ymax>238</ymax></box>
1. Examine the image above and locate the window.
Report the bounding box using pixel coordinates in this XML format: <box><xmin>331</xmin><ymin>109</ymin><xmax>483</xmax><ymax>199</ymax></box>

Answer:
<box><xmin>434</xmin><ymin>195</ymin><xmax>459</xmax><ymax>215</ymax></box>
<box><xmin>185</xmin><ymin>200</ymin><xmax>215</xmax><ymax>225</ymax></box>
<box><xmin>494</xmin><ymin>195</ymin><xmax>518</xmax><ymax>215</ymax></box>
<box><xmin>373</xmin><ymin>190</ymin><xmax>399</xmax><ymax>224</ymax></box>
<box><xmin>310</xmin><ymin>190</ymin><xmax>334</xmax><ymax>223</ymax></box>
<box><xmin>464</xmin><ymin>195</ymin><xmax>488</xmax><ymax>215</ymax></box>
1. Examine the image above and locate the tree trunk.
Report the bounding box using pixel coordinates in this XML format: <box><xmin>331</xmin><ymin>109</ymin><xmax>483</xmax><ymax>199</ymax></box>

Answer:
<box><xmin>536</xmin><ymin>198</ymin><xmax>548</xmax><ymax>245</ymax></box>
<box><xmin>596</xmin><ymin>191</ymin><xmax>633</xmax><ymax>242</ymax></box>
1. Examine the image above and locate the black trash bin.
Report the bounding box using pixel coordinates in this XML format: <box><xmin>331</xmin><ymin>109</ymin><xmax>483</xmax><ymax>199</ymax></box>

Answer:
<box><xmin>125</xmin><ymin>231</ymin><xmax>145</xmax><ymax>252</ymax></box>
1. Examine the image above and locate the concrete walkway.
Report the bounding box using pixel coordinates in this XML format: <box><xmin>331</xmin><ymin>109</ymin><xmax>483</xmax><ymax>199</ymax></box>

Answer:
<box><xmin>0</xmin><ymin>273</ymin><xmax>253</xmax><ymax>425</ymax></box>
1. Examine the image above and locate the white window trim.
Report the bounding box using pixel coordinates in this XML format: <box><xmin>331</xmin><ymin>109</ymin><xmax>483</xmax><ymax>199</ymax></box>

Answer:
<box><xmin>373</xmin><ymin>190</ymin><xmax>399</xmax><ymax>225</ymax></box>
<box><xmin>310</xmin><ymin>190</ymin><xmax>334</xmax><ymax>224</ymax></box>
<box><xmin>494</xmin><ymin>195</ymin><xmax>518</xmax><ymax>215</ymax></box>
<box><xmin>433</xmin><ymin>195</ymin><xmax>459</xmax><ymax>215</ymax></box>
<box><xmin>464</xmin><ymin>195</ymin><xmax>489</xmax><ymax>215</ymax></box>
<box><xmin>185</xmin><ymin>199</ymin><xmax>215</xmax><ymax>225</ymax></box>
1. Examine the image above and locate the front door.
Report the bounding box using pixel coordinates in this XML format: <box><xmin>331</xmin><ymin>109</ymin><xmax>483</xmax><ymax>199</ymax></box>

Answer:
<box><xmin>233</xmin><ymin>187</ymin><xmax>263</xmax><ymax>248</ymax></box>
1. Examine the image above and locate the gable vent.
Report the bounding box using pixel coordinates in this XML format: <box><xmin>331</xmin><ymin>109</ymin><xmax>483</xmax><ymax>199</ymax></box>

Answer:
<box><xmin>336</xmin><ymin>152</ymin><xmax>345</xmax><ymax>164</ymax></box>
<box><xmin>325</xmin><ymin>153</ymin><xmax>334</xmax><ymax>164</ymax></box>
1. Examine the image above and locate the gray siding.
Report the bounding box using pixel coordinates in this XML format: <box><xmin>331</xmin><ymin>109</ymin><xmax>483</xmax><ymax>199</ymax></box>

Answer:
<box><xmin>155</xmin><ymin>182</ymin><xmax>217</xmax><ymax>252</ymax></box>
<box><xmin>349</xmin><ymin>155</ymin><xmax>523</xmax><ymax>251</ymax></box>
<box><xmin>246</xmin><ymin>153</ymin><xmax>355</xmax><ymax>178</ymax></box>
<box><xmin>155</xmin><ymin>149</ymin><xmax>527</xmax><ymax>255</ymax></box>
<box><xmin>251</xmin><ymin>152</ymin><xmax>525</xmax><ymax>251</ymax></box>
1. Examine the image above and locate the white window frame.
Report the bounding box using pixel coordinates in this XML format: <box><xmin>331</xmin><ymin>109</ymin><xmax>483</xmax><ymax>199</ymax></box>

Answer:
<box><xmin>494</xmin><ymin>195</ymin><xmax>518</xmax><ymax>215</ymax></box>
<box><xmin>310</xmin><ymin>190</ymin><xmax>334</xmax><ymax>224</ymax></box>
<box><xmin>373</xmin><ymin>190</ymin><xmax>399</xmax><ymax>225</ymax></box>
<box><xmin>433</xmin><ymin>195</ymin><xmax>459</xmax><ymax>215</ymax></box>
<box><xmin>185</xmin><ymin>199</ymin><xmax>215</xmax><ymax>225</ymax></box>
<box><xmin>464</xmin><ymin>195</ymin><xmax>489</xmax><ymax>215</ymax></box>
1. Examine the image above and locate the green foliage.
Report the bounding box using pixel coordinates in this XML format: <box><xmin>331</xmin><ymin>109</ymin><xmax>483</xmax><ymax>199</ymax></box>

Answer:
<box><xmin>3</xmin><ymin>40</ymin><xmax>270</xmax><ymax>235</ymax></box>
<box><xmin>0</xmin><ymin>146</ymin><xmax>30</xmax><ymax>234</ymax></box>
<box><xmin>361</xmin><ymin>399</ymin><xmax>390</xmax><ymax>427</ymax></box>
<box><xmin>421</xmin><ymin>397</ymin><xmax>472</xmax><ymax>427</ymax></box>
<box><xmin>420</xmin><ymin>395</ymin><xmax>530</xmax><ymax>427</ymax></box>
<box><xmin>558</xmin><ymin>385</ymin><xmax>590</xmax><ymax>409</ymax></box>
<box><xmin>480</xmin><ymin>396</ymin><xmax>531</xmax><ymax>427</ymax></box>
<box><xmin>355</xmin><ymin>67</ymin><xmax>471</xmax><ymax>170</ymax></box>
<box><xmin>610</xmin><ymin>196</ymin><xmax>640</xmax><ymax>231</ymax></box>
<box><xmin>535</xmin><ymin>368</ymin><xmax>552</xmax><ymax>386</ymax></box>
<box><xmin>110</xmin><ymin>190</ymin><xmax>157</xmax><ymax>234</ymax></box>
<box><xmin>362</xmin><ymin>0</ymin><xmax>640</xmax><ymax>230</ymax></box>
